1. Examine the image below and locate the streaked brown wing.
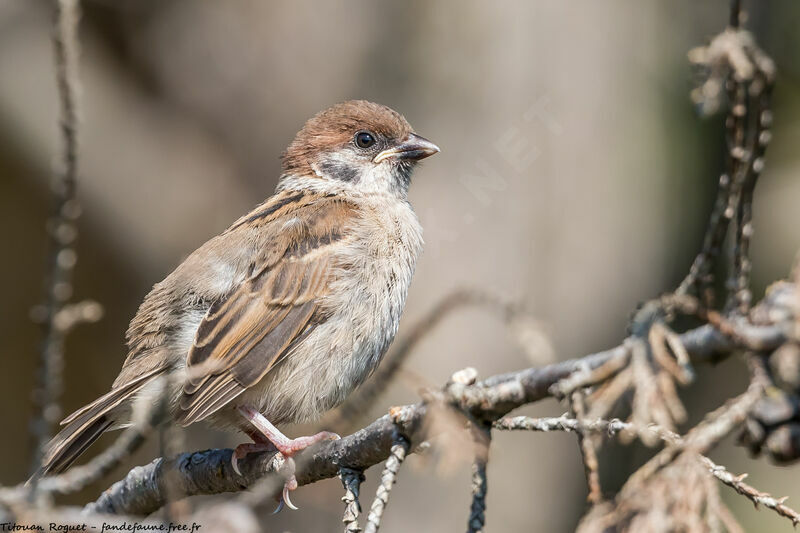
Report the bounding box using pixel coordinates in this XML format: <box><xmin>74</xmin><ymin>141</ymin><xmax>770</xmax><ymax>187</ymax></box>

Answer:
<box><xmin>177</xmin><ymin>195</ymin><xmax>357</xmax><ymax>425</ymax></box>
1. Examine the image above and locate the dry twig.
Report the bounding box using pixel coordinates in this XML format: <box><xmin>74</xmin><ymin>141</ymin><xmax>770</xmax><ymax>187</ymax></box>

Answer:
<box><xmin>570</xmin><ymin>390</ymin><xmax>602</xmax><ymax>504</ymax></box>
<box><xmin>339</xmin><ymin>467</ymin><xmax>364</xmax><ymax>533</ymax></box>
<box><xmin>31</xmin><ymin>0</ymin><xmax>88</xmax><ymax>475</ymax></box>
<box><xmin>364</xmin><ymin>433</ymin><xmax>410</xmax><ymax>533</ymax></box>
<box><xmin>466</xmin><ymin>420</ymin><xmax>491</xmax><ymax>533</ymax></box>
<box><xmin>701</xmin><ymin>456</ymin><xmax>800</xmax><ymax>526</ymax></box>
<box><xmin>494</xmin><ymin>414</ymin><xmax>799</xmax><ymax>529</ymax></box>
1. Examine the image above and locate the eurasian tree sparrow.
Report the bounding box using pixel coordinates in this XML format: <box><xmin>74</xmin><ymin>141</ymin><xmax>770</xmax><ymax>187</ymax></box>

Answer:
<box><xmin>37</xmin><ymin>100</ymin><xmax>439</xmax><ymax>508</ymax></box>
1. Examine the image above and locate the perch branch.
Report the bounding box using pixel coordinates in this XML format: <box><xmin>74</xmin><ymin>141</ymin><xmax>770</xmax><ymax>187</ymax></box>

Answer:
<box><xmin>69</xmin><ymin>315</ymin><xmax>789</xmax><ymax>517</ymax></box>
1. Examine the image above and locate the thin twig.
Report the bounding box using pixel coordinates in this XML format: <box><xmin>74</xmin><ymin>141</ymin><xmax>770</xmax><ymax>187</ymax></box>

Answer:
<box><xmin>729</xmin><ymin>70</ymin><xmax>773</xmax><ymax>313</ymax></box>
<box><xmin>680</xmin><ymin>16</ymin><xmax>776</xmax><ymax>308</ymax></box>
<box><xmin>339</xmin><ymin>467</ymin><xmax>364</xmax><ymax>533</ymax></box>
<box><xmin>496</xmin><ymin>414</ymin><xmax>800</xmax><ymax>528</ymax></box>
<box><xmin>493</xmin><ymin>416</ymin><xmax>679</xmax><ymax>444</ymax></box>
<box><xmin>622</xmin><ymin>380</ymin><xmax>763</xmax><ymax>491</ymax></box>
<box><xmin>570</xmin><ymin>390</ymin><xmax>602</xmax><ymax>504</ymax></box>
<box><xmin>364</xmin><ymin>434</ymin><xmax>410</xmax><ymax>533</ymax></box>
<box><xmin>702</xmin><ymin>456</ymin><xmax>800</xmax><ymax>526</ymax></box>
<box><xmin>467</xmin><ymin>455</ymin><xmax>489</xmax><ymax>533</ymax></box>
<box><xmin>549</xmin><ymin>345</ymin><xmax>630</xmax><ymax>399</ymax></box>
<box><xmin>466</xmin><ymin>423</ymin><xmax>490</xmax><ymax>533</ymax></box>
<box><xmin>31</xmin><ymin>0</ymin><xmax>84</xmax><ymax>475</ymax></box>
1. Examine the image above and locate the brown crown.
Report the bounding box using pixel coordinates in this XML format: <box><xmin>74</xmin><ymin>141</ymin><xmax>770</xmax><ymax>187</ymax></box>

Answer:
<box><xmin>281</xmin><ymin>100</ymin><xmax>413</xmax><ymax>176</ymax></box>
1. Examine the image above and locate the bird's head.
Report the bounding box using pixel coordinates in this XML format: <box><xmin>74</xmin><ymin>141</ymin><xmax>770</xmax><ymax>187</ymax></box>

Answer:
<box><xmin>280</xmin><ymin>100</ymin><xmax>439</xmax><ymax>197</ymax></box>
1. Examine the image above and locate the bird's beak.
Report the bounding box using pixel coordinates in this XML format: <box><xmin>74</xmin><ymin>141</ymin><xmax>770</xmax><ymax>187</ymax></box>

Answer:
<box><xmin>373</xmin><ymin>133</ymin><xmax>440</xmax><ymax>163</ymax></box>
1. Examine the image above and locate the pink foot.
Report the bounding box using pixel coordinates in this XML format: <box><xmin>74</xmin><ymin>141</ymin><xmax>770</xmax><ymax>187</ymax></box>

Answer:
<box><xmin>272</xmin><ymin>430</ymin><xmax>341</xmax><ymax>456</ymax></box>
<box><xmin>236</xmin><ymin>405</ymin><xmax>341</xmax><ymax>512</ymax></box>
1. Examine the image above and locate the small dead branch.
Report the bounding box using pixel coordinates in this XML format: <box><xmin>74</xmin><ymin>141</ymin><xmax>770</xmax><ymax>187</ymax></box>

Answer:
<box><xmin>681</xmin><ymin>7</ymin><xmax>776</xmax><ymax>309</ymax></box>
<box><xmin>549</xmin><ymin>344</ymin><xmax>631</xmax><ymax>399</ymax></box>
<box><xmin>466</xmin><ymin>420</ymin><xmax>491</xmax><ymax>533</ymax></box>
<box><xmin>570</xmin><ymin>390</ymin><xmax>602</xmax><ymax>504</ymax></box>
<box><xmin>492</xmin><ymin>413</ymin><xmax>799</xmax><ymax>530</ymax></box>
<box><xmin>364</xmin><ymin>433</ymin><xmax>410</xmax><ymax>533</ymax></box>
<box><xmin>467</xmin><ymin>452</ymin><xmax>489</xmax><ymax>533</ymax></box>
<box><xmin>493</xmin><ymin>416</ymin><xmax>679</xmax><ymax>444</ymax></box>
<box><xmin>623</xmin><ymin>381</ymin><xmax>763</xmax><ymax>492</ymax></box>
<box><xmin>552</xmin><ymin>306</ymin><xmax>692</xmax><ymax>450</ymax></box>
<box><xmin>339</xmin><ymin>467</ymin><xmax>365</xmax><ymax>533</ymax></box>
<box><xmin>579</xmin><ymin>454</ymin><xmax>735</xmax><ymax>533</ymax></box>
<box><xmin>31</xmin><ymin>0</ymin><xmax>87</xmax><ymax>475</ymax></box>
<box><xmin>702</xmin><ymin>455</ymin><xmax>800</xmax><ymax>526</ymax></box>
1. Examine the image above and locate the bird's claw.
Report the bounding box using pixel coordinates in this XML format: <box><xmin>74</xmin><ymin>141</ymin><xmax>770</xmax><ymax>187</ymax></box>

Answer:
<box><xmin>271</xmin><ymin>474</ymin><xmax>299</xmax><ymax>513</ymax></box>
<box><xmin>283</xmin><ymin>483</ymin><xmax>299</xmax><ymax>510</ymax></box>
<box><xmin>231</xmin><ymin>441</ymin><xmax>275</xmax><ymax>477</ymax></box>
<box><xmin>231</xmin><ymin>455</ymin><xmax>242</xmax><ymax>477</ymax></box>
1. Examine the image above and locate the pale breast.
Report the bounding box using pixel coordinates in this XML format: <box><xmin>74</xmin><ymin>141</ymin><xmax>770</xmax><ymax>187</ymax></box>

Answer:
<box><xmin>239</xmin><ymin>197</ymin><xmax>423</xmax><ymax>425</ymax></box>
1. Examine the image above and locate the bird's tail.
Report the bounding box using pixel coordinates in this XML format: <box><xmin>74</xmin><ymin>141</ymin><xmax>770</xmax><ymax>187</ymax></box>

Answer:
<box><xmin>32</xmin><ymin>366</ymin><xmax>166</xmax><ymax>479</ymax></box>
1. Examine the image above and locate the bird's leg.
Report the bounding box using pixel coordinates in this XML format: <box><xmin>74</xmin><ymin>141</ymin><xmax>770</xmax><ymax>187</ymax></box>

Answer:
<box><xmin>238</xmin><ymin>405</ymin><xmax>340</xmax><ymax>455</ymax></box>
<box><xmin>236</xmin><ymin>405</ymin><xmax>340</xmax><ymax>511</ymax></box>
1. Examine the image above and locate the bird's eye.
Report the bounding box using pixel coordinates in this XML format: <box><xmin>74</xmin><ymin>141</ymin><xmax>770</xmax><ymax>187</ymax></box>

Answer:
<box><xmin>355</xmin><ymin>131</ymin><xmax>376</xmax><ymax>149</ymax></box>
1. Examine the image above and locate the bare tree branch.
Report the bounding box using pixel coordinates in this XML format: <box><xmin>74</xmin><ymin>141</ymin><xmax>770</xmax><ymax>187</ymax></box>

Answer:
<box><xmin>67</xmin><ymin>314</ymin><xmax>790</xmax><ymax>518</ymax></box>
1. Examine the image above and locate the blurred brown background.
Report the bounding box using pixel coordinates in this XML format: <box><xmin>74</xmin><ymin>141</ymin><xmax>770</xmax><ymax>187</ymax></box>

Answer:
<box><xmin>2</xmin><ymin>1</ymin><xmax>800</xmax><ymax>531</ymax></box>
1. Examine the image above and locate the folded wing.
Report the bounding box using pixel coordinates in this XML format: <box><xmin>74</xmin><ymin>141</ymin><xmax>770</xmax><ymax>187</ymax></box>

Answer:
<box><xmin>177</xmin><ymin>194</ymin><xmax>357</xmax><ymax>425</ymax></box>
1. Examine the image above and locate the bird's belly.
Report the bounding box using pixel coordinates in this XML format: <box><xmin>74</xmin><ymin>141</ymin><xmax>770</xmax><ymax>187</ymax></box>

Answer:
<box><xmin>240</xmin><ymin>278</ymin><xmax>408</xmax><ymax>425</ymax></box>
<box><xmin>240</xmin><ymin>255</ymin><xmax>417</xmax><ymax>425</ymax></box>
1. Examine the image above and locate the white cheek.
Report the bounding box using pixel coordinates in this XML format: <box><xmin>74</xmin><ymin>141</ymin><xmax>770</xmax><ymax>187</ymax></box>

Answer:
<box><xmin>359</xmin><ymin>163</ymin><xmax>397</xmax><ymax>194</ymax></box>
<box><xmin>294</xmin><ymin>152</ymin><xmax>406</xmax><ymax>198</ymax></box>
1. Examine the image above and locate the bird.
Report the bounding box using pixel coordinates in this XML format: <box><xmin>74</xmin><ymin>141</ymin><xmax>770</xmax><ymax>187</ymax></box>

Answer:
<box><xmin>36</xmin><ymin>100</ymin><xmax>439</xmax><ymax>509</ymax></box>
